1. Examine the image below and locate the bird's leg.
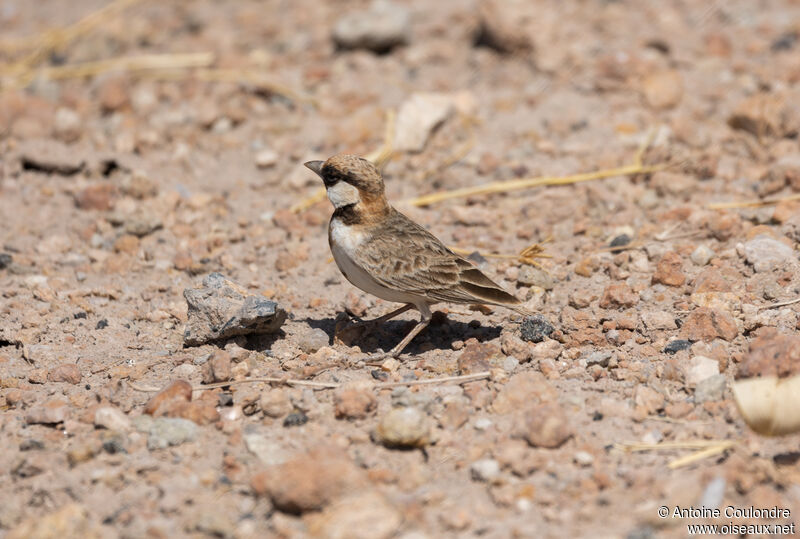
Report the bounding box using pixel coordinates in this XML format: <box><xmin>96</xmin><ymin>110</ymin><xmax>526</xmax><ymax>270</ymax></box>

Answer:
<box><xmin>350</xmin><ymin>304</ymin><xmax>413</xmax><ymax>335</ymax></box>
<box><xmin>370</xmin><ymin>304</ymin><xmax>432</xmax><ymax>361</ymax></box>
<box><xmin>336</xmin><ymin>304</ymin><xmax>414</xmax><ymax>348</ymax></box>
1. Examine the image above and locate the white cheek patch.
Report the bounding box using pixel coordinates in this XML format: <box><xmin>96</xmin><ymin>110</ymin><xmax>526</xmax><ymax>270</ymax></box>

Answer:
<box><xmin>327</xmin><ymin>181</ymin><xmax>361</xmax><ymax>208</ymax></box>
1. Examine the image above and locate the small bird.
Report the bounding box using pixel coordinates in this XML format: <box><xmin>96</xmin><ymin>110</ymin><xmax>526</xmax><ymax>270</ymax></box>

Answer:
<box><xmin>305</xmin><ymin>154</ymin><xmax>528</xmax><ymax>359</ymax></box>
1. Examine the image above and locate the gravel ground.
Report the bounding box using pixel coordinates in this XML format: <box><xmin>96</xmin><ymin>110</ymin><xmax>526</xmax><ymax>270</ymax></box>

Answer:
<box><xmin>2</xmin><ymin>0</ymin><xmax>800</xmax><ymax>537</ymax></box>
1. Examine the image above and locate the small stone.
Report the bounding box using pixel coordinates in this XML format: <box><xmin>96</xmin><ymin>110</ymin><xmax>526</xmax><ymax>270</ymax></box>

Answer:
<box><xmin>742</xmin><ymin>235</ymin><xmax>796</xmax><ymax>272</ymax></box>
<box><xmin>573</xmin><ymin>451</ymin><xmax>594</xmax><ymax>467</ymax></box>
<box><xmin>136</xmin><ymin>416</ymin><xmax>198</xmax><ymax>450</ymax></box>
<box><xmin>663</xmin><ymin>339</ymin><xmax>692</xmax><ymax>354</ymax></box>
<box><xmin>254</xmin><ymin>148</ymin><xmax>279</xmax><ymax>168</ymax></box>
<box><xmin>728</xmin><ymin>91</ymin><xmax>800</xmax><ymax>138</ymax></box>
<box><xmin>47</xmin><ymin>363</ymin><xmax>81</xmax><ymax>384</ymax></box>
<box><xmin>476</xmin><ymin>0</ymin><xmax>535</xmax><ymax>54</ymax></box>
<box><xmin>439</xmin><ymin>401</ymin><xmax>470</xmax><ymax>430</ymax></box>
<box><xmin>520</xmin><ymin>315</ymin><xmax>554</xmax><ymax>342</ymax></box>
<box><xmin>680</xmin><ymin>307</ymin><xmax>738</xmax><ymax>342</ymax></box>
<box><xmin>202</xmin><ymin>350</ymin><xmax>232</xmax><ymax>383</ymax></box>
<box><xmin>333</xmin><ymin>0</ymin><xmax>410</xmax><ymax>53</ymax></box>
<box><xmin>584</xmin><ymin>350</ymin><xmax>613</xmax><ymax>367</ymax></box>
<box><xmin>283</xmin><ymin>411</ymin><xmax>309</xmax><ymax>427</ymax></box>
<box><xmin>26</xmin><ymin>399</ymin><xmax>69</xmax><ymax>424</ymax></box>
<box><xmin>0</xmin><ymin>252</ymin><xmax>11</xmax><ymax>269</ymax></box>
<box><xmin>470</xmin><ymin>459</ymin><xmax>501</xmax><ymax>482</ymax></box>
<box><xmin>457</xmin><ymin>340</ymin><xmax>500</xmax><ymax>374</ymax></box>
<box><xmin>500</xmin><ymin>332</ymin><xmax>530</xmax><ymax>361</ymax></box>
<box><xmin>94</xmin><ymin>406</ymin><xmax>131</xmax><ymax>432</ymax></box>
<box><xmin>652</xmin><ymin>251</ymin><xmax>686</xmax><ymax>287</ymax></box>
<box><xmin>297</xmin><ymin>327</ymin><xmax>329</xmax><ymax>354</ymax></box>
<box><xmin>308</xmin><ymin>491</ymin><xmax>402</xmax><ymax>539</ymax></box>
<box><xmin>642</xmin><ymin>70</ymin><xmax>683</xmax><ymax>109</ymax></box>
<box><xmin>737</xmin><ymin>328</ymin><xmax>800</xmax><ymax>379</ymax></box>
<box><xmin>53</xmin><ymin>107</ymin><xmax>82</xmax><ymax>142</ymax></box>
<box><xmin>244</xmin><ymin>428</ymin><xmax>288</xmax><ymax>467</ymax></box>
<box><xmin>393</xmin><ymin>93</ymin><xmax>455</xmax><ymax>153</ymax></box>
<box><xmin>599</xmin><ymin>283</ymin><xmax>639</xmax><ymax>309</ymax></box>
<box><xmin>261</xmin><ymin>389</ymin><xmax>293</xmax><ymax>418</ymax></box>
<box><xmin>251</xmin><ymin>447</ymin><xmax>368</xmax><ymax>513</ymax></box>
<box><xmin>75</xmin><ymin>183</ymin><xmax>115</xmax><ymax>211</ymax></box>
<box><xmin>334</xmin><ymin>382</ymin><xmax>377</xmax><ymax>420</ymax></box>
<box><xmin>694</xmin><ymin>374</ymin><xmax>727</xmax><ymax>403</ymax></box>
<box><xmin>119</xmin><ymin>170</ymin><xmax>159</xmax><ymax>199</ymax></box>
<box><xmin>691</xmin><ymin>245</ymin><xmax>714</xmax><ymax>266</ymax></box>
<box><xmin>686</xmin><ymin>356</ymin><xmax>720</xmax><ymax>387</ymax></box>
<box><xmin>97</xmin><ymin>75</ymin><xmax>129</xmax><ymax>112</ymax></box>
<box><xmin>493</xmin><ymin>372</ymin><xmax>557</xmax><ymax>414</ymax></box>
<box><xmin>517</xmin><ymin>265</ymin><xmax>554</xmax><ymax>289</ymax></box>
<box><xmin>375</xmin><ymin>407</ymin><xmax>432</xmax><ymax>448</ymax></box>
<box><xmin>144</xmin><ymin>380</ymin><xmax>193</xmax><ymax>415</ymax></box>
<box><xmin>183</xmin><ymin>272</ymin><xmax>286</xmax><ymax>346</ymax></box>
<box><xmin>519</xmin><ymin>402</ymin><xmax>572</xmax><ymax>448</ymax></box>
<box><xmin>641</xmin><ymin>311</ymin><xmax>677</xmax><ymax>330</ymax></box>
<box><xmin>634</xmin><ymin>386</ymin><xmax>665</xmax><ymax>416</ymax></box>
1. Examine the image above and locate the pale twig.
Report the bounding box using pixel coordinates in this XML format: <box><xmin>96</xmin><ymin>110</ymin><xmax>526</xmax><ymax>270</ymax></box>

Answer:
<box><xmin>758</xmin><ymin>297</ymin><xmax>800</xmax><ymax>311</ymax></box>
<box><xmin>374</xmin><ymin>371</ymin><xmax>490</xmax><ymax>389</ymax></box>
<box><xmin>708</xmin><ymin>193</ymin><xmax>800</xmax><ymax>210</ymax></box>
<box><xmin>615</xmin><ymin>439</ymin><xmax>737</xmax><ymax>469</ymax></box>
<box><xmin>402</xmin><ymin>162</ymin><xmax>667</xmax><ymax>207</ymax></box>
<box><xmin>668</xmin><ymin>441</ymin><xmax>737</xmax><ymax>469</ymax></box>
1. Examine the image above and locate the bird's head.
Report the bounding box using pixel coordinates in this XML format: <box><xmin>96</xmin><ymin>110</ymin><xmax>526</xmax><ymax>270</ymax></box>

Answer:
<box><xmin>304</xmin><ymin>154</ymin><xmax>386</xmax><ymax>210</ymax></box>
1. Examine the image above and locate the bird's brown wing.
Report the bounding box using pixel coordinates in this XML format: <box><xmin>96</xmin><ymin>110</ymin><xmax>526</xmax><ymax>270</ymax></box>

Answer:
<box><xmin>353</xmin><ymin>209</ymin><xmax>524</xmax><ymax>308</ymax></box>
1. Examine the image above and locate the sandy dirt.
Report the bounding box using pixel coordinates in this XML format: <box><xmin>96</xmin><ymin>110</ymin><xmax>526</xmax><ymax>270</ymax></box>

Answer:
<box><xmin>2</xmin><ymin>0</ymin><xmax>800</xmax><ymax>537</ymax></box>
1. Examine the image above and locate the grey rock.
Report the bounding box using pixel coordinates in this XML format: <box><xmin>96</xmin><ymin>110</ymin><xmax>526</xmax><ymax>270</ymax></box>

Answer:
<box><xmin>183</xmin><ymin>272</ymin><xmax>286</xmax><ymax>346</ymax></box>
<box><xmin>297</xmin><ymin>327</ymin><xmax>329</xmax><ymax>354</ymax></box>
<box><xmin>517</xmin><ymin>265</ymin><xmax>555</xmax><ymax>289</ymax></box>
<box><xmin>333</xmin><ymin>0</ymin><xmax>410</xmax><ymax>53</ymax></box>
<box><xmin>470</xmin><ymin>459</ymin><xmax>501</xmax><ymax>482</ymax></box>
<box><xmin>584</xmin><ymin>350</ymin><xmax>613</xmax><ymax>367</ymax></box>
<box><xmin>690</xmin><ymin>245</ymin><xmax>714</xmax><ymax>266</ymax></box>
<box><xmin>694</xmin><ymin>374</ymin><xmax>726</xmax><ymax>403</ymax></box>
<box><xmin>520</xmin><ymin>315</ymin><xmax>554</xmax><ymax>342</ymax></box>
<box><xmin>742</xmin><ymin>235</ymin><xmax>796</xmax><ymax>272</ymax></box>
<box><xmin>686</xmin><ymin>356</ymin><xmax>720</xmax><ymax>387</ymax></box>
<box><xmin>134</xmin><ymin>416</ymin><xmax>198</xmax><ymax>450</ymax></box>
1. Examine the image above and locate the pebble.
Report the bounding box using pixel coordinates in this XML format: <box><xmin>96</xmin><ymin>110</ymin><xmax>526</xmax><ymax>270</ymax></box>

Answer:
<box><xmin>474</xmin><ymin>417</ymin><xmax>493</xmax><ymax>430</ymax></box>
<box><xmin>457</xmin><ymin>340</ymin><xmax>500</xmax><ymax>374</ymax></box>
<box><xmin>492</xmin><ymin>372</ymin><xmax>557</xmax><ymax>413</ymax></box>
<box><xmin>202</xmin><ymin>349</ymin><xmax>232</xmax><ymax>383</ymax></box>
<box><xmin>500</xmin><ymin>332</ymin><xmax>531</xmax><ymax>361</ymax></box>
<box><xmin>737</xmin><ymin>328</ymin><xmax>800</xmax><ymax>379</ymax></box>
<box><xmin>728</xmin><ymin>91</ymin><xmax>800</xmax><ymax>138</ymax></box>
<box><xmin>599</xmin><ymin>283</ymin><xmax>639</xmax><ymax>309</ymax></box>
<box><xmin>476</xmin><ymin>0</ymin><xmax>535</xmax><ymax>54</ymax></box>
<box><xmin>517</xmin><ymin>265</ymin><xmax>554</xmax><ymax>289</ymax></box>
<box><xmin>642</xmin><ymin>70</ymin><xmax>683</xmax><ymax>109</ymax></box>
<box><xmin>94</xmin><ymin>406</ymin><xmax>131</xmax><ymax>432</ymax></box>
<box><xmin>26</xmin><ymin>399</ymin><xmax>70</xmax><ymax>425</ymax></box>
<box><xmin>183</xmin><ymin>272</ymin><xmax>286</xmax><ymax>346</ymax></box>
<box><xmin>694</xmin><ymin>374</ymin><xmax>727</xmax><ymax>403</ymax></box>
<box><xmin>53</xmin><ymin>107</ymin><xmax>82</xmax><ymax>142</ymax></box>
<box><xmin>243</xmin><ymin>428</ymin><xmax>288</xmax><ymax>467</ymax></box>
<box><xmin>519</xmin><ymin>402</ymin><xmax>572</xmax><ymax>448</ymax></box>
<box><xmin>261</xmin><ymin>388</ymin><xmax>293</xmax><ymax>418</ymax></box>
<box><xmin>584</xmin><ymin>350</ymin><xmax>613</xmax><ymax>368</ymax></box>
<box><xmin>742</xmin><ymin>235</ymin><xmax>796</xmax><ymax>272</ymax></box>
<box><xmin>691</xmin><ymin>245</ymin><xmax>714</xmax><ymax>266</ymax></box>
<box><xmin>641</xmin><ymin>310</ymin><xmax>677</xmax><ymax>330</ymax></box>
<box><xmin>573</xmin><ymin>451</ymin><xmax>594</xmax><ymax>467</ymax></box>
<box><xmin>663</xmin><ymin>339</ymin><xmax>692</xmax><ymax>354</ymax></box>
<box><xmin>393</xmin><ymin>93</ymin><xmax>455</xmax><ymax>153</ymax></box>
<box><xmin>75</xmin><ymin>184</ymin><xmax>115</xmax><ymax>211</ymax></box>
<box><xmin>47</xmin><ymin>363</ymin><xmax>81</xmax><ymax>384</ymax></box>
<box><xmin>652</xmin><ymin>251</ymin><xmax>686</xmax><ymax>287</ymax></box>
<box><xmin>135</xmin><ymin>416</ymin><xmax>198</xmax><ymax>450</ymax></box>
<box><xmin>297</xmin><ymin>327</ymin><xmax>329</xmax><ymax>354</ymax></box>
<box><xmin>251</xmin><ymin>447</ymin><xmax>368</xmax><ymax>513</ymax></box>
<box><xmin>520</xmin><ymin>315</ymin><xmax>554</xmax><ymax>343</ymax></box>
<box><xmin>686</xmin><ymin>356</ymin><xmax>720</xmax><ymax>387</ymax></box>
<box><xmin>283</xmin><ymin>411</ymin><xmax>309</xmax><ymax>427</ymax></box>
<box><xmin>332</xmin><ymin>0</ymin><xmax>410</xmax><ymax>53</ymax></box>
<box><xmin>254</xmin><ymin>148</ymin><xmax>279</xmax><ymax>168</ymax></box>
<box><xmin>144</xmin><ymin>379</ymin><xmax>192</xmax><ymax>415</ymax></box>
<box><xmin>375</xmin><ymin>407</ymin><xmax>432</xmax><ymax>448</ymax></box>
<box><xmin>334</xmin><ymin>382</ymin><xmax>377</xmax><ymax>419</ymax></box>
<box><xmin>308</xmin><ymin>492</ymin><xmax>403</xmax><ymax>539</ymax></box>
<box><xmin>680</xmin><ymin>307</ymin><xmax>738</xmax><ymax>342</ymax></box>
<box><xmin>470</xmin><ymin>459</ymin><xmax>501</xmax><ymax>482</ymax></box>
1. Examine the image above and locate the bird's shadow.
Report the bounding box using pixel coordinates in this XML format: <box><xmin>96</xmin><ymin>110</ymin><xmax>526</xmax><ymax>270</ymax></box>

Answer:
<box><xmin>300</xmin><ymin>312</ymin><xmax>503</xmax><ymax>355</ymax></box>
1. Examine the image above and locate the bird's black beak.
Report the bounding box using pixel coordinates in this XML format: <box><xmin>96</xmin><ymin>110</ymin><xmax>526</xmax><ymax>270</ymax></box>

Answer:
<box><xmin>304</xmin><ymin>160</ymin><xmax>324</xmax><ymax>177</ymax></box>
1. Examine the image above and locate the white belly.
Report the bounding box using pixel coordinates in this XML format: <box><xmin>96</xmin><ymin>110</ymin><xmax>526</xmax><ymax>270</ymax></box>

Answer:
<box><xmin>330</xmin><ymin>219</ymin><xmax>424</xmax><ymax>305</ymax></box>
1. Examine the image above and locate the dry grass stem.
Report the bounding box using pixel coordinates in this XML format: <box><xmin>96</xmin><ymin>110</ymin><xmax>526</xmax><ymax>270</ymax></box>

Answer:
<box><xmin>708</xmin><ymin>193</ymin><xmax>800</xmax><ymax>210</ymax></box>
<box><xmin>615</xmin><ymin>439</ymin><xmax>737</xmax><ymax>469</ymax></box>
